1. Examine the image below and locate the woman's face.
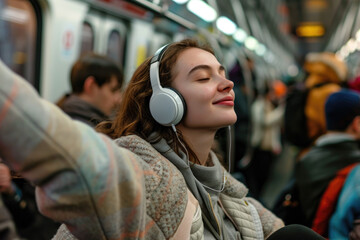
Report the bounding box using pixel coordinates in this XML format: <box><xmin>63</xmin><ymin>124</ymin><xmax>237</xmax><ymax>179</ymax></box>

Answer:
<box><xmin>171</xmin><ymin>47</ymin><xmax>237</xmax><ymax>130</ymax></box>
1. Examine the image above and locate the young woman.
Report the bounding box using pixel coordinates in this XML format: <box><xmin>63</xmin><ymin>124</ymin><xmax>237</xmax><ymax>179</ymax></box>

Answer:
<box><xmin>0</xmin><ymin>39</ymin><xmax>324</xmax><ymax>239</ymax></box>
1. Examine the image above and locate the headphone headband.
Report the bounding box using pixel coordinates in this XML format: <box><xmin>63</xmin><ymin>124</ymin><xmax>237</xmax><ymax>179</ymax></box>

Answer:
<box><xmin>151</xmin><ymin>44</ymin><xmax>170</xmax><ymax>64</ymax></box>
<box><xmin>150</xmin><ymin>44</ymin><xmax>170</xmax><ymax>93</ymax></box>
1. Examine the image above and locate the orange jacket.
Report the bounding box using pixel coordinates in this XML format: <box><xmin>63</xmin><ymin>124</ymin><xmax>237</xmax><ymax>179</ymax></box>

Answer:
<box><xmin>304</xmin><ymin>61</ymin><xmax>343</xmax><ymax>143</ymax></box>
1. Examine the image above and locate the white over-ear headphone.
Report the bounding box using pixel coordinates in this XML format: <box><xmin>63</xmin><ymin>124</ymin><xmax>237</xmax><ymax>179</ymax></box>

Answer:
<box><xmin>149</xmin><ymin>44</ymin><xmax>186</xmax><ymax>126</ymax></box>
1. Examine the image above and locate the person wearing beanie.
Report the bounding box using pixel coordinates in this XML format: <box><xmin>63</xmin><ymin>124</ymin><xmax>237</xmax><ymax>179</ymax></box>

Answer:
<box><xmin>302</xmin><ymin>52</ymin><xmax>348</xmax><ymax>155</ymax></box>
<box><xmin>295</xmin><ymin>90</ymin><xmax>360</xmax><ymax>238</ymax></box>
<box><xmin>325</xmin><ymin>90</ymin><xmax>360</xmax><ymax>131</ymax></box>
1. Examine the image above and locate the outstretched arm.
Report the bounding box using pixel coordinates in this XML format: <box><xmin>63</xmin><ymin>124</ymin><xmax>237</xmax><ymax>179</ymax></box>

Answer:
<box><xmin>0</xmin><ymin>60</ymin><xmax>147</xmax><ymax>239</ymax></box>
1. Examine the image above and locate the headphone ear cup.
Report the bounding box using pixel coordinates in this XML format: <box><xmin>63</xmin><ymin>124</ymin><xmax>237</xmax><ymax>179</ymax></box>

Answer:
<box><xmin>168</xmin><ymin>87</ymin><xmax>187</xmax><ymax>115</ymax></box>
<box><xmin>149</xmin><ymin>88</ymin><xmax>186</xmax><ymax>126</ymax></box>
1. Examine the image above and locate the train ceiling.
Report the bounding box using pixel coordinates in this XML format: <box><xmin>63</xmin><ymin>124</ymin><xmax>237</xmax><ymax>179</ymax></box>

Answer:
<box><xmin>120</xmin><ymin>0</ymin><xmax>360</xmax><ymax>68</ymax></box>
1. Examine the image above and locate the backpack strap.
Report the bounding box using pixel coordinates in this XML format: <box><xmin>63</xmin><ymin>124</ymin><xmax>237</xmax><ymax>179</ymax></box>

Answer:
<box><xmin>311</xmin><ymin>82</ymin><xmax>331</xmax><ymax>89</ymax></box>
<box><xmin>311</xmin><ymin>163</ymin><xmax>360</xmax><ymax>237</ymax></box>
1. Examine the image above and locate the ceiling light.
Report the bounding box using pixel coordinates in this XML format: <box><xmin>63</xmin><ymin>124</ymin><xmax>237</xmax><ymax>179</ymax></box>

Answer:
<box><xmin>187</xmin><ymin>0</ymin><xmax>217</xmax><ymax>22</ymax></box>
<box><xmin>216</xmin><ymin>16</ymin><xmax>237</xmax><ymax>35</ymax></box>
<box><xmin>233</xmin><ymin>28</ymin><xmax>248</xmax><ymax>43</ymax></box>
<box><xmin>296</xmin><ymin>23</ymin><xmax>325</xmax><ymax>37</ymax></box>
<box><xmin>244</xmin><ymin>36</ymin><xmax>258</xmax><ymax>51</ymax></box>
<box><xmin>265</xmin><ymin>52</ymin><xmax>275</xmax><ymax>63</ymax></box>
<box><xmin>172</xmin><ymin>0</ymin><xmax>189</xmax><ymax>4</ymax></box>
<box><xmin>255</xmin><ymin>44</ymin><xmax>266</xmax><ymax>56</ymax></box>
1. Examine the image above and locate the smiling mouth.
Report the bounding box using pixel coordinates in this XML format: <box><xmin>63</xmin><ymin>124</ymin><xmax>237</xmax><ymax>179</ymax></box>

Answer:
<box><xmin>214</xmin><ymin>100</ymin><xmax>234</xmax><ymax>106</ymax></box>
<box><xmin>213</xmin><ymin>97</ymin><xmax>234</xmax><ymax>106</ymax></box>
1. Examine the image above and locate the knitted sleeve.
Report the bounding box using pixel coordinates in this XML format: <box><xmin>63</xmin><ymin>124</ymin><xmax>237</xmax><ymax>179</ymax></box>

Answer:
<box><xmin>0</xmin><ymin>60</ymin><xmax>148</xmax><ymax>239</ymax></box>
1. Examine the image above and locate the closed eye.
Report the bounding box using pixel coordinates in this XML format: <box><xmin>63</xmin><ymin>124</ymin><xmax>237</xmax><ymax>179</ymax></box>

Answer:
<box><xmin>198</xmin><ymin>78</ymin><xmax>210</xmax><ymax>81</ymax></box>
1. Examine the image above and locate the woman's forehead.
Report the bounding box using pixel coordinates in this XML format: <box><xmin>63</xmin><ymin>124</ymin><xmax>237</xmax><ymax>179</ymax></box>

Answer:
<box><xmin>174</xmin><ymin>48</ymin><xmax>220</xmax><ymax>71</ymax></box>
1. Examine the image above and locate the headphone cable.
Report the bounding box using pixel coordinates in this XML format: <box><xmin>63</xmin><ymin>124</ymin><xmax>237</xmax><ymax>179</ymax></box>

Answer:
<box><xmin>171</xmin><ymin>124</ymin><xmax>229</xmax><ymax>193</ymax></box>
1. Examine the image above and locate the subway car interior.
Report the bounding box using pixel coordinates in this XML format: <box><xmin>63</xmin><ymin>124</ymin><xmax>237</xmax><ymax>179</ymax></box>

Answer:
<box><xmin>1</xmin><ymin>0</ymin><xmax>360</xmax><ymax>237</ymax></box>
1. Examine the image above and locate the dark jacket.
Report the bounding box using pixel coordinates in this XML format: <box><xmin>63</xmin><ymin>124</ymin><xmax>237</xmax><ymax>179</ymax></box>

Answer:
<box><xmin>295</xmin><ymin>134</ymin><xmax>360</xmax><ymax>226</ymax></box>
<box><xmin>59</xmin><ymin>94</ymin><xmax>108</xmax><ymax>127</ymax></box>
<box><xmin>3</xmin><ymin>179</ymin><xmax>60</xmax><ymax>240</ymax></box>
<box><xmin>0</xmin><ymin>196</ymin><xmax>19</xmax><ymax>240</ymax></box>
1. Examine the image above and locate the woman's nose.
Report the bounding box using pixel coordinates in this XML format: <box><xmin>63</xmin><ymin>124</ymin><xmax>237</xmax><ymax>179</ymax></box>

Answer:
<box><xmin>219</xmin><ymin>77</ymin><xmax>234</xmax><ymax>92</ymax></box>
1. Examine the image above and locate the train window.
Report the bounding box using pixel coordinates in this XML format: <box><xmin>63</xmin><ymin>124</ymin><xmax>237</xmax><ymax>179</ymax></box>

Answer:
<box><xmin>0</xmin><ymin>0</ymin><xmax>38</xmax><ymax>87</ymax></box>
<box><xmin>80</xmin><ymin>22</ymin><xmax>94</xmax><ymax>55</ymax></box>
<box><xmin>106</xmin><ymin>30</ymin><xmax>124</xmax><ymax>66</ymax></box>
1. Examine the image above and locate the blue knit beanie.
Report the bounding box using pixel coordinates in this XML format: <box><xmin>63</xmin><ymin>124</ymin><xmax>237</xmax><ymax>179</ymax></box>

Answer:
<box><xmin>325</xmin><ymin>90</ymin><xmax>360</xmax><ymax>131</ymax></box>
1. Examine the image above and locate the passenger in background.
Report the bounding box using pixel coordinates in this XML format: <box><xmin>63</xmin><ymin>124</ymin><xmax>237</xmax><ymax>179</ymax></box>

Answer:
<box><xmin>329</xmin><ymin>163</ymin><xmax>360</xmax><ymax>239</ymax></box>
<box><xmin>231</xmin><ymin>58</ymin><xmax>255</xmax><ymax>161</ymax></box>
<box><xmin>245</xmin><ymin>80</ymin><xmax>286</xmax><ymax>199</ymax></box>
<box><xmin>295</xmin><ymin>90</ymin><xmax>360</xmax><ymax>237</ymax></box>
<box><xmin>302</xmin><ymin>52</ymin><xmax>347</xmax><ymax>156</ymax></box>
<box><xmin>56</xmin><ymin>53</ymin><xmax>123</xmax><ymax>127</ymax></box>
<box><xmin>227</xmin><ymin>60</ymin><xmax>251</xmax><ymax>179</ymax></box>
<box><xmin>273</xmin><ymin>52</ymin><xmax>348</xmax><ymax>227</ymax></box>
<box><xmin>0</xmin><ymin>163</ymin><xmax>20</xmax><ymax>240</ymax></box>
<box><xmin>324</xmin><ymin>89</ymin><xmax>360</xmax><ymax>240</ymax></box>
<box><xmin>0</xmin><ymin>39</ymin><xmax>326</xmax><ymax>239</ymax></box>
<box><xmin>0</xmin><ymin>160</ymin><xmax>60</xmax><ymax>240</ymax></box>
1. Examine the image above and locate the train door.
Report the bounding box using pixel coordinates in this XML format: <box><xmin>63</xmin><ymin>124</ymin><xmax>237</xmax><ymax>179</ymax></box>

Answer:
<box><xmin>39</xmin><ymin>0</ymin><xmax>88</xmax><ymax>102</ymax></box>
<box><xmin>0</xmin><ymin>0</ymin><xmax>40</xmax><ymax>90</ymax></box>
<box><xmin>123</xmin><ymin>20</ymin><xmax>154</xmax><ymax>83</ymax></box>
<box><xmin>81</xmin><ymin>12</ymin><xmax>127</xmax><ymax>70</ymax></box>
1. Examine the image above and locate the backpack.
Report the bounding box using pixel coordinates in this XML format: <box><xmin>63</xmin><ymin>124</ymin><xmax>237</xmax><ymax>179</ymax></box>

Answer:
<box><xmin>284</xmin><ymin>82</ymin><xmax>328</xmax><ymax>148</ymax></box>
<box><xmin>272</xmin><ymin>178</ymin><xmax>307</xmax><ymax>226</ymax></box>
<box><xmin>311</xmin><ymin>163</ymin><xmax>359</xmax><ymax>237</ymax></box>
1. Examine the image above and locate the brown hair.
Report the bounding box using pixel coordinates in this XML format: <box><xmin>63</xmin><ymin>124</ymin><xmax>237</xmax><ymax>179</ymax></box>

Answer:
<box><xmin>70</xmin><ymin>53</ymin><xmax>123</xmax><ymax>93</ymax></box>
<box><xmin>96</xmin><ymin>39</ymin><xmax>214</xmax><ymax>164</ymax></box>
<box><xmin>56</xmin><ymin>53</ymin><xmax>123</xmax><ymax>109</ymax></box>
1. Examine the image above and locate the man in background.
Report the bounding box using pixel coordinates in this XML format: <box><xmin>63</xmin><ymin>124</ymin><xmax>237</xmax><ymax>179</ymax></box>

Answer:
<box><xmin>295</xmin><ymin>90</ymin><xmax>360</xmax><ymax>233</ymax></box>
<box><xmin>57</xmin><ymin>53</ymin><xmax>123</xmax><ymax>127</ymax></box>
